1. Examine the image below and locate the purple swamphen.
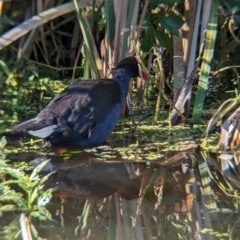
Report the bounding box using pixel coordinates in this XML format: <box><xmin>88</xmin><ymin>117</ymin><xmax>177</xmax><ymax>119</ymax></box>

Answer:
<box><xmin>12</xmin><ymin>56</ymin><xmax>148</xmax><ymax>147</ymax></box>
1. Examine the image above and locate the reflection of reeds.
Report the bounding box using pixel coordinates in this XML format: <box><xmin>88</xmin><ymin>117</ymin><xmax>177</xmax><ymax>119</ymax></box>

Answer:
<box><xmin>4</xmin><ymin>141</ymin><xmax>240</xmax><ymax>239</ymax></box>
<box><xmin>20</xmin><ymin>213</ymin><xmax>32</xmax><ymax>240</ymax></box>
<box><xmin>4</xmin><ymin>149</ymin><xmax>240</xmax><ymax>239</ymax></box>
<box><xmin>70</xmin><ymin>156</ymin><xmax>215</xmax><ymax>239</ymax></box>
<box><xmin>75</xmin><ymin>199</ymin><xmax>94</xmax><ymax>237</ymax></box>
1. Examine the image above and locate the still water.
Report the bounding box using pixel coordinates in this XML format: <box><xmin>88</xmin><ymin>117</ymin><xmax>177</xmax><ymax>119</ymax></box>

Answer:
<box><xmin>1</xmin><ymin>134</ymin><xmax>240</xmax><ymax>240</ymax></box>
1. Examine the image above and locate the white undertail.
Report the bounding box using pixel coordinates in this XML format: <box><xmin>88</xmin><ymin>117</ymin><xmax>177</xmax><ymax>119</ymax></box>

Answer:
<box><xmin>27</xmin><ymin>125</ymin><xmax>58</xmax><ymax>138</ymax></box>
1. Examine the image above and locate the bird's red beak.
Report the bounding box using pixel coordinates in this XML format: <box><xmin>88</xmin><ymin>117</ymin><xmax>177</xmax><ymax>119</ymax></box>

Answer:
<box><xmin>141</xmin><ymin>69</ymin><xmax>148</xmax><ymax>82</ymax></box>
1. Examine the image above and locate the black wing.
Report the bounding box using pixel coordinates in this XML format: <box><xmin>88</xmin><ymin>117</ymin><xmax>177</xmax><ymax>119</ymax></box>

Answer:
<box><xmin>38</xmin><ymin>80</ymin><xmax>122</xmax><ymax>137</ymax></box>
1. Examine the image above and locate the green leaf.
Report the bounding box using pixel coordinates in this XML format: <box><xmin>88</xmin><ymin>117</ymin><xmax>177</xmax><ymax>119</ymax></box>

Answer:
<box><xmin>41</xmin><ymin>82</ymin><xmax>55</xmax><ymax>98</ymax></box>
<box><xmin>4</xmin><ymin>168</ymin><xmax>26</xmax><ymax>181</ymax></box>
<box><xmin>0</xmin><ymin>204</ymin><xmax>17</xmax><ymax>213</ymax></box>
<box><xmin>0</xmin><ymin>60</ymin><xmax>10</xmax><ymax>77</ymax></box>
<box><xmin>31</xmin><ymin>205</ymin><xmax>52</xmax><ymax>221</ymax></box>
<box><xmin>143</xmin><ymin>11</ymin><xmax>151</xmax><ymax>27</ymax></box>
<box><xmin>3</xmin><ymin>179</ymin><xmax>31</xmax><ymax>194</ymax></box>
<box><xmin>29</xmin><ymin>159</ymin><xmax>51</xmax><ymax>181</ymax></box>
<box><xmin>141</xmin><ymin>27</ymin><xmax>172</xmax><ymax>52</ymax></box>
<box><xmin>153</xmin><ymin>12</ymin><xmax>184</xmax><ymax>36</ymax></box>
<box><xmin>31</xmin><ymin>172</ymin><xmax>54</xmax><ymax>204</ymax></box>
<box><xmin>141</xmin><ymin>27</ymin><xmax>155</xmax><ymax>52</ymax></box>
<box><xmin>229</xmin><ymin>0</ymin><xmax>240</xmax><ymax>14</ymax></box>
<box><xmin>36</xmin><ymin>187</ymin><xmax>57</xmax><ymax>206</ymax></box>
<box><xmin>150</xmin><ymin>0</ymin><xmax>181</xmax><ymax>5</ymax></box>
<box><xmin>154</xmin><ymin>29</ymin><xmax>172</xmax><ymax>48</ymax></box>
<box><xmin>0</xmin><ymin>186</ymin><xmax>27</xmax><ymax>211</ymax></box>
<box><xmin>0</xmin><ymin>16</ymin><xmax>15</xmax><ymax>26</ymax></box>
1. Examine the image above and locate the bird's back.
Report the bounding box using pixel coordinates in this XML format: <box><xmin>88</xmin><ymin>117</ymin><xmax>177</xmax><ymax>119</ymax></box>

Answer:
<box><xmin>13</xmin><ymin>79</ymin><xmax>123</xmax><ymax>147</ymax></box>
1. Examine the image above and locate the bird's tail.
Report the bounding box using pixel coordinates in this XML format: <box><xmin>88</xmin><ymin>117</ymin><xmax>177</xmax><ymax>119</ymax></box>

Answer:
<box><xmin>12</xmin><ymin>118</ymin><xmax>36</xmax><ymax>133</ymax></box>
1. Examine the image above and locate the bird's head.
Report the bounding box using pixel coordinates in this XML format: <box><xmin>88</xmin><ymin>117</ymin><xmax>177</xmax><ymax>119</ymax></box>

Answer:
<box><xmin>113</xmin><ymin>56</ymin><xmax>148</xmax><ymax>82</ymax></box>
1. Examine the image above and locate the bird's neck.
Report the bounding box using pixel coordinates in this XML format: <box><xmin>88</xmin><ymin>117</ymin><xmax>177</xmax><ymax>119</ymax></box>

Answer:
<box><xmin>113</xmin><ymin>68</ymin><xmax>131</xmax><ymax>97</ymax></box>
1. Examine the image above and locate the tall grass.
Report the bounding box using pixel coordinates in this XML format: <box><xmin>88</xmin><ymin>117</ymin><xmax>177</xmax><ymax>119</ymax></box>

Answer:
<box><xmin>192</xmin><ymin>0</ymin><xmax>218</xmax><ymax>123</ymax></box>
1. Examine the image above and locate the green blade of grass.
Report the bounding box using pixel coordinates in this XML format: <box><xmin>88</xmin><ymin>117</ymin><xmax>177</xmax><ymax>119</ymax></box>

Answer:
<box><xmin>90</xmin><ymin>0</ymin><xmax>96</xmax><ymax>29</ymax></box>
<box><xmin>83</xmin><ymin>48</ymin><xmax>90</xmax><ymax>79</ymax></box>
<box><xmin>103</xmin><ymin>0</ymin><xmax>115</xmax><ymax>70</ymax></box>
<box><xmin>72</xmin><ymin>0</ymin><xmax>99</xmax><ymax>79</ymax></box>
<box><xmin>192</xmin><ymin>0</ymin><xmax>218</xmax><ymax>123</ymax></box>
<box><xmin>105</xmin><ymin>0</ymin><xmax>115</xmax><ymax>50</ymax></box>
<box><xmin>120</xmin><ymin>0</ymin><xmax>137</xmax><ymax>60</ymax></box>
<box><xmin>0</xmin><ymin>59</ymin><xmax>10</xmax><ymax>77</ymax></box>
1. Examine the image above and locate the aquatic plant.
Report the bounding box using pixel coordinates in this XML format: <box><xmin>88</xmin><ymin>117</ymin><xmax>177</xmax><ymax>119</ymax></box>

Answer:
<box><xmin>0</xmin><ymin>137</ymin><xmax>56</xmax><ymax>239</ymax></box>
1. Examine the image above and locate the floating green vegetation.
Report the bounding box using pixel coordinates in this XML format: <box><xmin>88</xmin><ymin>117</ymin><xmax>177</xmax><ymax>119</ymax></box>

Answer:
<box><xmin>82</xmin><ymin>113</ymin><xmax>206</xmax><ymax>161</ymax></box>
<box><xmin>0</xmin><ymin>75</ymin><xmax>74</xmax><ymax>133</ymax></box>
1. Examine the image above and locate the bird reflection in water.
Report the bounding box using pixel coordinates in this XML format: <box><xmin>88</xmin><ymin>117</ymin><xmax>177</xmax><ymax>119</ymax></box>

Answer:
<box><xmin>33</xmin><ymin>159</ymin><xmax>148</xmax><ymax>200</ymax></box>
<box><xmin>30</xmin><ymin>157</ymin><xmax>150</xmax><ymax>239</ymax></box>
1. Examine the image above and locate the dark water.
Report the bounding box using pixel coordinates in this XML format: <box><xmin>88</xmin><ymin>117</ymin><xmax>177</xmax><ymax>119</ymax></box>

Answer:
<box><xmin>1</xmin><ymin>136</ymin><xmax>240</xmax><ymax>240</ymax></box>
